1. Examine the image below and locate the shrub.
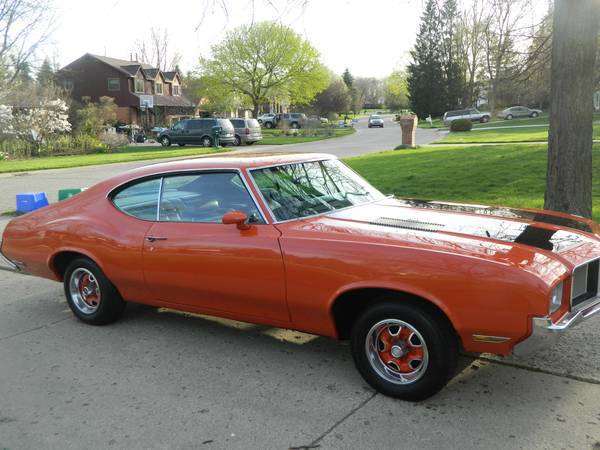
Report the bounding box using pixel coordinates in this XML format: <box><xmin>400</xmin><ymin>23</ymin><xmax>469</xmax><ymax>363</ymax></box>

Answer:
<box><xmin>450</xmin><ymin>118</ymin><xmax>473</xmax><ymax>132</ymax></box>
<box><xmin>99</xmin><ymin>131</ymin><xmax>129</xmax><ymax>150</ymax></box>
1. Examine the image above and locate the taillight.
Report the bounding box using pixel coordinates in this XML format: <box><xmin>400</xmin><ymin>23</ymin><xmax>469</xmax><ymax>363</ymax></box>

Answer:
<box><xmin>245</xmin><ymin>127</ymin><xmax>250</xmax><ymax>135</ymax></box>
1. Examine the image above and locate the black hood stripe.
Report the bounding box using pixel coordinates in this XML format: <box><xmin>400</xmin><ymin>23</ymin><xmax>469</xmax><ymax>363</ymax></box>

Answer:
<box><xmin>396</xmin><ymin>199</ymin><xmax>593</xmax><ymax>233</ymax></box>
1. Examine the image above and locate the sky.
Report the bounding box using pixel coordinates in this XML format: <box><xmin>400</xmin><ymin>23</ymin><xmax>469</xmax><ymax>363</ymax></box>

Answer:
<box><xmin>46</xmin><ymin>0</ymin><xmax>548</xmax><ymax>79</ymax></box>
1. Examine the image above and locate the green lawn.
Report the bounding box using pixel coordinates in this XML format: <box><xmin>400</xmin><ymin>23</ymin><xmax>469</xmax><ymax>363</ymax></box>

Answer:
<box><xmin>259</xmin><ymin>127</ymin><xmax>355</xmax><ymax>145</ymax></box>
<box><xmin>0</xmin><ymin>146</ymin><xmax>230</xmax><ymax>174</ymax></box>
<box><xmin>0</xmin><ymin>127</ymin><xmax>355</xmax><ymax>173</ymax></box>
<box><xmin>438</xmin><ymin>122</ymin><xmax>600</xmax><ymax>144</ymax></box>
<box><xmin>345</xmin><ymin>143</ymin><xmax>600</xmax><ymax>222</ymax></box>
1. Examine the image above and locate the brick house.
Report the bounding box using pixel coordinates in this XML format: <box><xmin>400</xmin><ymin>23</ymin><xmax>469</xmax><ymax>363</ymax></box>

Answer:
<box><xmin>57</xmin><ymin>53</ymin><xmax>196</xmax><ymax>128</ymax></box>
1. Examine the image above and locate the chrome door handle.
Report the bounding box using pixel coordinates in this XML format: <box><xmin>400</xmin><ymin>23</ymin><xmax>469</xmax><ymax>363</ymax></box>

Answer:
<box><xmin>146</xmin><ymin>236</ymin><xmax>167</xmax><ymax>242</ymax></box>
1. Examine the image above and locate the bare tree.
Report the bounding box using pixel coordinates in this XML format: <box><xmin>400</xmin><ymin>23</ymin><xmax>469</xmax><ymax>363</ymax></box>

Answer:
<box><xmin>0</xmin><ymin>0</ymin><xmax>54</xmax><ymax>83</ymax></box>
<box><xmin>458</xmin><ymin>0</ymin><xmax>486</xmax><ymax>106</ymax></box>
<box><xmin>481</xmin><ymin>0</ymin><xmax>530</xmax><ymax>112</ymax></box>
<box><xmin>133</xmin><ymin>27</ymin><xmax>182</xmax><ymax>71</ymax></box>
<box><xmin>544</xmin><ymin>0</ymin><xmax>599</xmax><ymax>218</ymax></box>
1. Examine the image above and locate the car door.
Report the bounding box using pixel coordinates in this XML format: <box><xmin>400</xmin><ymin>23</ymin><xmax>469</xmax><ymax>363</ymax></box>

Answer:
<box><xmin>141</xmin><ymin>170</ymin><xmax>289</xmax><ymax>322</ymax></box>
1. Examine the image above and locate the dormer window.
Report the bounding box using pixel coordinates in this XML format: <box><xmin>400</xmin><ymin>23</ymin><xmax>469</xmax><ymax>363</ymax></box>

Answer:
<box><xmin>173</xmin><ymin>85</ymin><xmax>180</xmax><ymax>96</ymax></box>
<box><xmin>155</xmin><ymin>82</ymin><xmax>163</xmax><ymax>95</ymax></box>
<box><xmin>107</xmin><ymin>78</ymin><xmax>120</xmax><ymax>91</ymax></box>
<box><xmin>134</xmin><ymin>78</ymin><xmax>144</xmax><ymax>93</ymax></box>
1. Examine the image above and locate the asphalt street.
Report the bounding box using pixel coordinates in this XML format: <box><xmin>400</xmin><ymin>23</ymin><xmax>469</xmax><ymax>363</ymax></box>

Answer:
<box><xmin>0</xmin><ymin>118</ymin><xmax>599</xmax><ymax>449</ymax></box>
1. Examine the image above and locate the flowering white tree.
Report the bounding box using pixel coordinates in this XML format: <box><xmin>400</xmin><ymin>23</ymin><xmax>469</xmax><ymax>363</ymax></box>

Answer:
<box><xmin>12</xmin><ymin>98</ymin><xmax>71</xmax><ymax>143</ymax></box>
<box><xmin>0</xmin><ymin>104</ymin><xmax>13</xmax><ymax>134</ymax></box>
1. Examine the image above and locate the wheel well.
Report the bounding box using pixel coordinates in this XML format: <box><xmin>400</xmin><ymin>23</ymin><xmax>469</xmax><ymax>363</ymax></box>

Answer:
<box><xmin>331</xmin><ymin>288</ymin><xmax>457</xmax><ymax>341</ymax></box>
<box><xmin>50</xmin><ymin>251</ymin><xmax>90</xmax><ymax>281</ymax></box>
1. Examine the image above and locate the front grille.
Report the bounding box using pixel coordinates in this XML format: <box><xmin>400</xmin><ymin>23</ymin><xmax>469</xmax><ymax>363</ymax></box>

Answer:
<box><xmin>571</xmin><ymin>259</ymin><xmax>600</xmax><ymax>307</ymax></box>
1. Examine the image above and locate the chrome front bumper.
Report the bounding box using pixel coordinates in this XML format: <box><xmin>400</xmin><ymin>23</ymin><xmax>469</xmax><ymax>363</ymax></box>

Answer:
<box><xmin>513</xmin><ymin>296</ymin><xmax>600</xmax><ymax>356</ymax></box>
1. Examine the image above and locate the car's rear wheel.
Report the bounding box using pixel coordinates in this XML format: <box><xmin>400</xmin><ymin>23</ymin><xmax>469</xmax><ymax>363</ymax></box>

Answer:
<box><xmin>160</xmin><ymin>136</ymin><xmax>171</xmax><ymax>147</ymax></box>
<box><xmin>201</xmin><ymin>136</ymin><xmax>213</xmax><ymax>147</ymax></box>
<box><xmin>290</xmin><ymin>122</ymin><xmax>299</xmax><ymax>129</ymax></box>
<box><xmin>531</xmin><ymin>112</ymin><xmax>539</xmax><ymax>118</ymax></box>
<box><xmin>480</xmin><ymin>116</ymin><xmax>490</xmax><ymax>123</ymax></box>
<box><xmin>178</xmin><ymin>143</ymin><xmax>185</xmax><ymax>147</ymax></box>
<box><xmin>234</xmin><ymin>135</ymin><xmax>242</xmax><ymax>146</ymax></box>
<box><xmin>64</xmin><ymin>258</ymin><xmax>125</xmax><ymax>325</ymax></box>
<box><xmin>351</xmin><ymin>301</ymin><xmax>458</xmax><ymax>401</ymax></box>
<box><xmin>506</xmin><ymin>114</ymin><xmax>513</xmax><ymax>120</ymax></box>
<box><xmin>264</xmin><ymin>122</ymin><xmax>273</xmax><ymax>129</ymax></box>
<box><xmin>246</xmin><ymin>141</ymin><xmax>255</xmax><ymax>146</ymax></box>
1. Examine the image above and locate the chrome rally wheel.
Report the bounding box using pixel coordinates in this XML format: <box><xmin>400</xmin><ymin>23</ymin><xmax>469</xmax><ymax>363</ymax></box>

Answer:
<box><xmin>365</xmin><ymin>319</ymin><xmax>429</xmax><ymax>385</ymax></box>
<box><xmin>63</xmin><ymin>258</ymin><xmax>126</xmax><ymax>325</ymax></box>
<box><xmin>351</xmin><ymin>300</ymin><xmax>458</xmax><ymax>401</ymax></box>
<box><xmin>69</xmin><ymin>268</ymin><xmax>101</xmax><ymax>314</ymax></box>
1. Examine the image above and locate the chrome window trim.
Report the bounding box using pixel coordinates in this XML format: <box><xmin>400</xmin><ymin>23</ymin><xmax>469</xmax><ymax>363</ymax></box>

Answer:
<box><xmin>246</xmin><ymin>158</ymin><xmax>386</xmax><ymax>225</ymax></box>
<box><xmin>108</xmin><ymin>168</ymin><xmax>269</xmax><ymax>225</ymax></box>
<box><xmin>156</xmin><ymin>177</ymin><xmax>164</xmax><ymax>221</ymax></box>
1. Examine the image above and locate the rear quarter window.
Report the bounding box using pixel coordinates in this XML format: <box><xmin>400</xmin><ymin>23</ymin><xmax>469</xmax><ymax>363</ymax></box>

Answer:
<box><xmin>111</xmin><ymin>178</ymin><xmax>161</xmax><ymax>221</ymax></box>
<box><xmin>247</xmin><ymin>119</ymin><xmax>259</xmax><ymax>127</ymax></box>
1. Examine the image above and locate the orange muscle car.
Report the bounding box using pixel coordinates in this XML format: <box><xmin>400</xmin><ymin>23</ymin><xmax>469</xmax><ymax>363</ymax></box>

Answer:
<box><xmin>1</xmin><ymin>153</ymin><xmax>599</xmax><ymax>400</ymax></box>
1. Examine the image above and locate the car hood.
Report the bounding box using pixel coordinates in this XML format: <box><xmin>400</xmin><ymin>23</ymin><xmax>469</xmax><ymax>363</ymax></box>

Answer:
<box><xmin>286</xmin><ymin>197</ymin><xmax>600</xmax><ymax>271</ymax></box>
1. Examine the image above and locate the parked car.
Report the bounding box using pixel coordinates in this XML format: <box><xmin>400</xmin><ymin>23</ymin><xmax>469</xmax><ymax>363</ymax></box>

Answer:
<box><xmin>230</xmin><ymin>118</ymin><xmax>262</xmax><ymax>146</ymax></box>
<box><xmin>498</xmin><ymin>106</ymin><xmax>542</xmax><ymax>120</ymax></box>
<box><xmin>2</xmin><ymin>153</ymin><xmax>599</xmax><ymax>401</ymax></box>
<box><xmin>158</xmin><ymin>118</ymin><xmax>235</xmax><ymax>147</ymax></box>
<box><xmin>443</xmin><ymin>108</ymin><xmax>491</xmax><ymax>126</ymax></box>
<box><xmin>368</xmin><ymin>114</ymin><xmax>384</xmax><ymax>128</ymax></box>
<box><xmin>257</xmin><ymin>113</ymin><xmax>277</xmax><ymax>127</ymax></box>
<box><xmin>277</xmin><ymin>112</ymin><xmax>307</xmax><ymax>129</ymax></box>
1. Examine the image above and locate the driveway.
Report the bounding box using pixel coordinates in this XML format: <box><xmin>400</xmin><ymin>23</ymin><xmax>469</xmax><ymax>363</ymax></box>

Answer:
<box><xmin>0</xmin><ymin>116</ymin><xmax>443</xmax><ymax>213</ymax></box>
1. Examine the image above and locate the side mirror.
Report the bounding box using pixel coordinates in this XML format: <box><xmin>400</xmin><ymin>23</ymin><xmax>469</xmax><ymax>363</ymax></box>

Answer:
<box><xmin>222</xmin><ymin>211</ymin><xmax>251</xmax><ymax>230</ymax></box>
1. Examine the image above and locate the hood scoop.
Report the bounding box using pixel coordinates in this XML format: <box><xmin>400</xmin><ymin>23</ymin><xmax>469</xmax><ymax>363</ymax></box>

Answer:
<box><xmin>369</xmin><ymin>217</ymin><xmax>446</xmax><ymax>233</ymax></box>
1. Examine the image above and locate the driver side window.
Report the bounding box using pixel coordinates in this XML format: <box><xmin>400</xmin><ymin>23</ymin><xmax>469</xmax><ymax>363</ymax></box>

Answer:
<box><xmin>158</xmin><ymin>172</ymin><xmax>264</xmax><ymax>224</ymax></box>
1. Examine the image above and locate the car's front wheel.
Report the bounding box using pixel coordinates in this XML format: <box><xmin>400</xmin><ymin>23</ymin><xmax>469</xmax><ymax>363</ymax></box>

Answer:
<box><xmin>160</xmin><ymin>136</ymin><xmax>171</xmax><ymax>147</ymax></box>
<box><xmin>351</xmin><ymin>301</ymin><xmax>458</xmax><ymax>401</ymax></box>
<box><xmin>64</xmin><ymin>258</ymin><xmax>126</xmax><ymax>325</ymax></box>
<box><xmin>480</xmin><ymin>116</ymin><xmax>490</xmax><ymax>123</ymax></box>
<box><xmin>201</xmin><ymin>136</ymin><xmax>213</xmax><ymax>147</ymax></box>
<box><xmin>505</xmin><ymin>114</ymin><xmax>513</xmax><ymax>120</ymax></box>
<box><xmin>264</xmin><ymin>122</ymin><xmax>273</xmax><ymax>129</ymax></box>
<box><xmin>531</xmin><ymin>112</ymin><xmax>539</xmax><ymax>118</ymax></box>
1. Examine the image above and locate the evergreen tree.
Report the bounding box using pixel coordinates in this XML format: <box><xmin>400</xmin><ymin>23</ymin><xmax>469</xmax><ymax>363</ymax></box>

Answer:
<box><xmin>440</xmin><ymin>0</ymin><xmax>466</xmax><ymax>109</ymax></box>
<box><xmin>37</xmin><ymin>58</ymin><xmax>55</xmax><ymax>87</ymax></box>
<box><xmin>407</xmin><ymin>0</ymin><xmax>446</xmax><ymax>118</ymax></box>
<box><xmin>342</xmin><ymin>68</ymin><xmax>354</xmax><ymax>89</ymax></box>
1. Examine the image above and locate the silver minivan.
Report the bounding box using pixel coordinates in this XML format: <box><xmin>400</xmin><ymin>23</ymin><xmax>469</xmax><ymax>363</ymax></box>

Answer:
<box><xmin>230</xmin><ymin>118</ymin><xmax>263</xmax><ymax>146</ymax></box>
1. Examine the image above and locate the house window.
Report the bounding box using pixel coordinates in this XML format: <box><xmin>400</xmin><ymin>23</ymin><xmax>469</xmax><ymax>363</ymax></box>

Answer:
<box><xmin>173</xmin><ymin>85</ymin><xmax>180</xmax><ymax>96</ymax></box>
<box><xmin>63</xmin><ymin>79</ymin><xmax>74</xmax><ymax>91</ymax></box>
<box><xmin>155</xmin><ymin>82</ymin><xmax>163</xmax><ymax>95</ymax></box>
<box><xmin>134</xmin><ymin>78</ymin><xmax>145</xmax><ymax>93</ymax></box>
<box><xmin>107</xmin><ymin>78</ymin><xmax>120</xmax><ymax>91</ymax></box>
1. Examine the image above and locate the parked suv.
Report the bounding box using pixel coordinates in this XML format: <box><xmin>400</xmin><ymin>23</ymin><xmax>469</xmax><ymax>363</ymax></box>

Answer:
<box><xmin>230</xmin><ymin>118</ymin><xmax>262</xmax><ymax>146</ymax></box>
<box><xmin>497</xmin><ymin>106</ymin><xmax>542</xmax><ymax>120</ymax></box>
<box><xmin>159</xmin><ymin>118</ymin><xmax>235</xmax><ymax>147</ymax></box>
<box><xmin>257</xmin><ymin>113</ymin><xmax>277</xmax><ymax>127</ymax></box>
<box><xmin>260</xmin><ymin>112</ymin><xmax>307</xmax><ymax>129</ymax></box>
<box><xmin>443</xmin><ymin>108</ymin><xmax>491</xmax><ymax>126</ymax></box>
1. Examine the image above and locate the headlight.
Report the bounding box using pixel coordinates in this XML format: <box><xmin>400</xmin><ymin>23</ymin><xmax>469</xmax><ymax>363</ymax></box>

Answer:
<box><xmin>549</xmin><ymin>282</ymin><xmax>564</xmax><ymax>314</ymax></box>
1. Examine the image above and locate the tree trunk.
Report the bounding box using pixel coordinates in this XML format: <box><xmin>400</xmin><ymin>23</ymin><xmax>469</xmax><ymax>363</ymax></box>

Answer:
<box><xmin>252</xmin><ymin>100</ymin><xmax>260</xmax><ymax>118</ymax></box>
<box><xmin>544</xmin><ymin>0</ymin><xmax>599</xmax><ymax>218</ymax></box>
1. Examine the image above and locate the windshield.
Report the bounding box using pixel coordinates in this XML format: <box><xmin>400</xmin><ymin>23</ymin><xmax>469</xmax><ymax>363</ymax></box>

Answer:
<box><xmin>370</xmin><ymin>115</ymin><xmax>381</xmax><ymax>119</ymax></box>
<box><xmin>251</xmin><ymin>159</ymin><xmax>384</xmax><ymax>221</ymax></box>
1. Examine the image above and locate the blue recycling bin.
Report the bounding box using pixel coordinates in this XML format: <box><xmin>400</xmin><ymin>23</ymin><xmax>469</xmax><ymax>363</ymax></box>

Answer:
<box><xmin>16</xmin><ymin>192</ymin><xmax>49</xmax><ymax>214</ymax></box>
